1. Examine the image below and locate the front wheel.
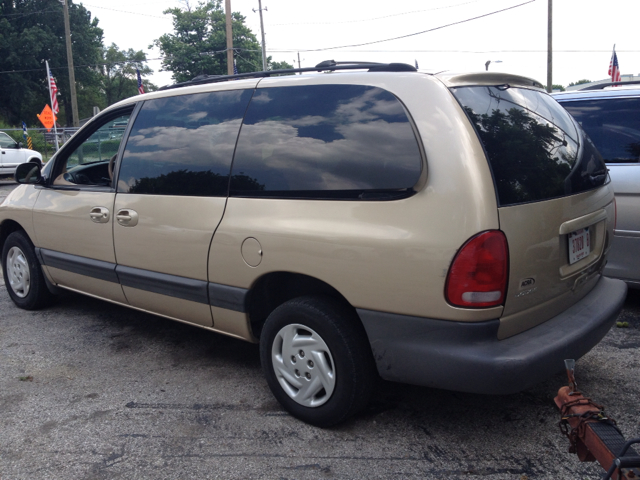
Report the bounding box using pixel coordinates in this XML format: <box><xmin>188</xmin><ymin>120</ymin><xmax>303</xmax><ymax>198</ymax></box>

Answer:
<box><xmin>260</xmin><ymin>296</ymin><xmax>376</xmax><ymax>427</ymax></box>
<box><xmin>2</xmin><ymin>231</ymin><xmax>54</xmax><ymax>310</ymax></box>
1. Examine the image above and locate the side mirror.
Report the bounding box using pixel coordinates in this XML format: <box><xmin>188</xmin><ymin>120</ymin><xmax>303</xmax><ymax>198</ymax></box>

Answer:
<box><xmin>17</xmin><ymin>142</ymin><xmax>23</xmax><ymax>149</ymax></box>
<box><xmin>15</xmin><ymin>162</ymin><xmax>44</xmax><ymax>185</ymax></box>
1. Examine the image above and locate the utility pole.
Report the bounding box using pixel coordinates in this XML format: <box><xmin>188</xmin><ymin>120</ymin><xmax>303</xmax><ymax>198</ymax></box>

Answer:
<box><xmin>253</xmin><ymin>0</ymin><xmax>267</xmax><ymax>71</ymax></box>
<box><xmin>547</xmin><ymin>0</ymin><xmax>552</xmax><ymax>93</ymax></box>
<box><xmin>61</xmin><ymin>0</ymin><xmax>79</xmax><ymax>127</ymax></box>
<box><xmin>225</xmin><ymin>0</ymin><xmax>234</xmax><ymax>75</ymax></box>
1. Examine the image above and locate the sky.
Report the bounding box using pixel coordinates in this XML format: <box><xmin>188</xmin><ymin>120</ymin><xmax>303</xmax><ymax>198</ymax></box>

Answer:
<box><xmin>86</xmin><ymin>0</ymin><xmax>640</xmax><ymax>90</ymax></box>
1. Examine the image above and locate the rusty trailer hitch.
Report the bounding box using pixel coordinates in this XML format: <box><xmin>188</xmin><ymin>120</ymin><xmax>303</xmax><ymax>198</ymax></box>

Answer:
<box><xmin>555</xmin><ymin>359</ymin><xmax>640</xmax><ymax>480</ymax></box>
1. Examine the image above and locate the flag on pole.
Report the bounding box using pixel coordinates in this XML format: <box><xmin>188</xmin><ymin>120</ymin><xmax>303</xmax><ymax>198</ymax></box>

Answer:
<box><xmin>44</xmin><ymin>60</ymin><xmax>59</xmax><ymax>150</ymax></box>
<box><xmin>608</xmin><ymin>46</ymin><xmax>621</xmax><ymax>83</ymax></box>
<box><xmin>136</xmin><ymin>68</ymin><xmax>145</xmax><ymax>95</ymax></box>
<box><xmin>47</xmin><ymin>65</ymin><xmax>59</xmax><ymax>114</ymax></box>
<box><xmin>233</xmin><ymin>58</ymin><xmax>238</xmax><ymax>75</ymax></box>
<box><xmin>22</xmin><ymin>121</ymin><xmax>28</xmax><ymax>140</ymax></box>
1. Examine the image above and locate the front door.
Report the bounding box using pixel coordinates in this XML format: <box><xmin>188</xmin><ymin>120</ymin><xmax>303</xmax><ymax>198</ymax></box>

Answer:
<box><xmin>32</xmin><ymin>107</ymin><xmax>134</xmax><ymax>303</ymax></box>
<box><xmin>111</xmin><ymin>88</ymin><xmax>254</xmax><ymax>326</ymax></box>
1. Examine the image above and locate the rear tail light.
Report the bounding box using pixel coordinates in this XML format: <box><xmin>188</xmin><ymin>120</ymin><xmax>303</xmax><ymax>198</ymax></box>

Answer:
<box><xmin>445</xmin><ymin>230</ymin><xmax>509</xmax><ymax>308</ymax></box>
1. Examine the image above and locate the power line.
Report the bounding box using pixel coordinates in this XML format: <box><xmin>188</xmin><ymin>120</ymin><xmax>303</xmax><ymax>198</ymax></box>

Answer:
<box><xmin>269</xmin><ymin>0</ymin><xmax>483</xmax><ymax>26</ymax></box>
<box><xmin>0</xmin><ymin>8</ymin><xmax>60</xmax><ymax>18</ymax></box>
<box><xmin>286</xmin><ymin>0</ymin><xmax>537</xmax><ymax>52</ymax></box>
<box><xmin>3</xmin><ymin>47</ymin><xmax>638</xmax><ymax>76</ymax></box>
<box><xmin>0</xmin><ymin>58</ymin><xmax>164</xmax><ymax>75</ymax></box>
<box><xmin>235</xmin><ymin>52</ymin><xmax>262</xmax><ymax>71</ymax></box>
<box><xmin>82</xmin><ymin>3</ymin><xmax>171</xmax><ymax>20</ymax></box>
<box><xmin>267</xmin><ymin>49</ymin><xmax>640</xmax><ymax>54</ymax></box>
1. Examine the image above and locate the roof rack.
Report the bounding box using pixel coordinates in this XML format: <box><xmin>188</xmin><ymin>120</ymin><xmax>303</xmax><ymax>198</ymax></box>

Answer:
<box><xmin>159</xmin><ymin>60</ymin><xmax>417</xmax><ymax>91</ymax></box>
<box><xmin>579</xmin><ymin>80</ymin><xmax>640</xmax><ymax>91</ymax></box>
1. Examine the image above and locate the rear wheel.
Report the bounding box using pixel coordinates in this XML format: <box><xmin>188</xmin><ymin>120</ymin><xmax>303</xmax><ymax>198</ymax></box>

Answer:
<box><xmin>2</xmin><ymin>231</ymin><xmax>54</xmax><ymax>310</ymax></box>
<box><xmin>260</xmin><ymin>296</ymin><xmax>376</xmax><ymax>427</ymax></box>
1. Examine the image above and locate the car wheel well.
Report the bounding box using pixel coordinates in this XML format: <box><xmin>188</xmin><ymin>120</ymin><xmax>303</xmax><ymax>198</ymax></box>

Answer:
<box><xmin>0</xmin><ymin>220</ymin><xmax>26</xmax><ymax>256</ymax></box>
<box><xmin>247</xmin><ymin>272</ymin><xmax>355</xmax><ymax>338</ymax></box>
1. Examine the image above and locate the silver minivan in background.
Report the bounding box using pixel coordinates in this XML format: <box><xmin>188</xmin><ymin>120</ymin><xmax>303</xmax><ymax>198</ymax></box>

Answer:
<box><xmin>555</xmin><ymin>86</ymin><xmax>640</xmax><ymax>288</ymax></box>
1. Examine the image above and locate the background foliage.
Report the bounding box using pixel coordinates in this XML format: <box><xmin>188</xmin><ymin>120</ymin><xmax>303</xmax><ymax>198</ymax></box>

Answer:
<box><xmin>1</xmin><ymin>0</ymin><xmax>289</xmax><ymax>131</ymax></box>
<box><xmin>154</xmin><ymin>0</ymin><xmax>292</xmax><ymax>83</ymax></box>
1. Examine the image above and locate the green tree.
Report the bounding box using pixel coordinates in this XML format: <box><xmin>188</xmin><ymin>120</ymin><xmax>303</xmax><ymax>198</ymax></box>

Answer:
<box><xmin>154</xmin><ymin>0</ymin><xmax>291</xmax><ymax>82</ymax></box>
<box><xmin>269</xmin><ymin>60</ymin><xmax>295</xmax><ymax>73</ymax></box>
<box><xmin>568</xmin><ymin>79</ymin><xmax>592</xmax><ymax>87</ymax></box>
<box><xmin>0</xmin><ymin>0</ymin><xmax>104</xmax><ymax>125</ymax></box>
<box><xmin>101</xmin><ymin>44</ymin><xmax>156</xmax><ymax>106</ymax></box>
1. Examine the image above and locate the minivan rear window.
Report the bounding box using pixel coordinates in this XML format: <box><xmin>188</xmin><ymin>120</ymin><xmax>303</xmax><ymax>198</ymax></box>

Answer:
<box><xmin>453</xmin><ymin>86</ymin><xmax>607</xmax><ymax>206</ymax></box>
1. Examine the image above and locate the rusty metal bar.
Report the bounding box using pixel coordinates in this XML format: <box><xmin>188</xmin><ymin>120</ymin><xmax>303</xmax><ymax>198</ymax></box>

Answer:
<box><xmin>555</xmin><ymin>359</ymin><xmax>640</xmax><ymax>480</ymax></box>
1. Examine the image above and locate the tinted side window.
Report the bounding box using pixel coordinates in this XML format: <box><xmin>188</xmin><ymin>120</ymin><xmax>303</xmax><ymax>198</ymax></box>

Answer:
<box><xmin>560</xmin><ymin>97</ymin><xmax>640</xmax><ymax>164</ymax></box>
<box><xmin>230</xmin><ymin>85</ymin><xmax>422</xmax><ymax>199</ymax></box>
<box><xmin>118</xmin><ymin>89</ymin><xmax>253</xmax><ymax>196</ymax></box>
<box><xmin>453</xmin><ymin>86</ymin><xmax>607</xmax><ymax>206</ymax></box>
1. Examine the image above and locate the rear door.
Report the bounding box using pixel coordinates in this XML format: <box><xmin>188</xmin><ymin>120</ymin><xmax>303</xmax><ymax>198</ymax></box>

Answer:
<box><xmin>112</xmin><ymin>87</ymin><xmax>254</xmax><ymax>327</ymax></box>
<box><xmin>452</xmin><ymin>84</ymin><xmax>614</xmax><ymax>338</ymax></box>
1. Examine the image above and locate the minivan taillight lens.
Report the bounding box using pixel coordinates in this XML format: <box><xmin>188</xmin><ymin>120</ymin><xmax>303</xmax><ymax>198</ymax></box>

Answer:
<box><xmin>445</xmin><ymin>230</ymin><xmax>509</xmax><ymax>308</ymax></box>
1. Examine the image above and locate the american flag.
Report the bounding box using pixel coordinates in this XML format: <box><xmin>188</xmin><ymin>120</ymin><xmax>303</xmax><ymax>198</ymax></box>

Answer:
<box><xmin>136</xmin><ymin>68</ymin><xmax>145</xmax><ymax>94</ymax></box>
<box><xmin>608</xmin><ymin>48</ymin><xmax>621</xmax><ymax>83</ymax></box>
<box><xmin>48</xmin><ymin>66</ymin><xmax>59</xmax><ymax>114</ymax></box>
<box><xmin>233</xmin><ymin>59</ymin><xmax>238</xmax><ymax>75</ymax></box>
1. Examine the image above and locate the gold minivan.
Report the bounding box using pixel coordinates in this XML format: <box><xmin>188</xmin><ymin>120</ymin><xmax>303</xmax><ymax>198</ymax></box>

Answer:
<box><xmin>0</xmin><ymin>63</ymin><xmax>627</xmax><ymax>426</ymax></box>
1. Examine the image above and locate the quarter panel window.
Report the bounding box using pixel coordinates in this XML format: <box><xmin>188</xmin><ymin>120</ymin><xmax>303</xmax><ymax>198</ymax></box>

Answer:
<box><xmin>118</xmin><ymin>89</ymin><xmax>253</xmax><ymax>196</ymax></box>
<box><xmin>230</xmin><ymin>84</ymin><xmax>422</xmax><ymax>198</ymax></box>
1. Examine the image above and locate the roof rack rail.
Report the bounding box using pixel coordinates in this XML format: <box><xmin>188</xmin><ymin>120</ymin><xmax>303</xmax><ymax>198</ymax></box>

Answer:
<box><xmin>579</xmin><ymin>80</ymin><xmax>640</xmax><ymax>91</ymax></box>
<box><xmin>159</xmin><ymin>60</ymin><xmax>417</xmax><ymax>91</ymax></box>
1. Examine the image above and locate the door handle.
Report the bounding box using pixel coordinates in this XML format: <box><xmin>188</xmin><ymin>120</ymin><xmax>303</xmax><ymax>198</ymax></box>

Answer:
<box><xmin>116</xmin><ymin>209</ymin><xmax>139</xmax><ymax>227</ymax></box>
<box><xmin>89</xmin><ymin>206</ymin><xmax>110</xmax><ymax>223</ymax></box>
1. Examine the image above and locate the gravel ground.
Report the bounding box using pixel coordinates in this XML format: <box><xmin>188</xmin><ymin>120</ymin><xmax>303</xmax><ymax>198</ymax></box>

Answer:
<box><xmin>1</xmin><ymin>179</ymin><xmax>639</xmax><ymax>479</ymax></box>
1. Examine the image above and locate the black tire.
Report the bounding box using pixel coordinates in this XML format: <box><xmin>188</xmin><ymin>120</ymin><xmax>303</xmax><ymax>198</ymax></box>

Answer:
<box><xmin>2</xmin><ymin>231</ymin><xmax>55</xmax><ymax>310</ymax></box>
<box><xmin>260</xmin><ymin>295</ymin><xmax>376</xmax><ymax>427</ymax></box>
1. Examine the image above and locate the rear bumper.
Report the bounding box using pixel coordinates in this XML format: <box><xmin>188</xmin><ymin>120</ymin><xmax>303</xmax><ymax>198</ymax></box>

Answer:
<box><xmin>358</xmin><ymin>275</ymin><xmax>627</xmax><ymax>394</ymax></box>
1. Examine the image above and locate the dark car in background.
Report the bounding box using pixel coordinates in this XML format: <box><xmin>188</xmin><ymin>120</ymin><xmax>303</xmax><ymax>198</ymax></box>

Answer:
<box><xmin>555</xmin><ymin>85</ymin><xmax>640</xmax><ymax>288</ymax></box>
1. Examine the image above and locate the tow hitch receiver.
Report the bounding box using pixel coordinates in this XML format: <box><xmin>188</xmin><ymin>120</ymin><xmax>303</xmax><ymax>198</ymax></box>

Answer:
<box><xmin>555</xmin><ymin>359</ymin><xmax>640</xmax><ymax>479</ymax></box>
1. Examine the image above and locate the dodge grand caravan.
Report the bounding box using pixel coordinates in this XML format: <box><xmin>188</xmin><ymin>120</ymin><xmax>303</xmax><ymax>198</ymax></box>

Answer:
<box><xmin>0</xmin><ymin>62</ymin><xmax>627</xmax><ymax>426</ymax></box>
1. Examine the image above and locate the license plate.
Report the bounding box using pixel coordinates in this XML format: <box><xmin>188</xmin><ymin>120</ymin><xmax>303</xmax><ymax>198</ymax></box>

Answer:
<box><xmin>568</xmin><ymin>227</ymin><xmax>590</xmax><ymax>265</ymax></box>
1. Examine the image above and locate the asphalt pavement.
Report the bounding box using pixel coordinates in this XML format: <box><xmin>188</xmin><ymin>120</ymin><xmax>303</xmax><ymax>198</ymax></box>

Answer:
<box><xmin>1</xmin><ymin>179</ymin><xmax>639</xmax><ymax>479</ymax></box>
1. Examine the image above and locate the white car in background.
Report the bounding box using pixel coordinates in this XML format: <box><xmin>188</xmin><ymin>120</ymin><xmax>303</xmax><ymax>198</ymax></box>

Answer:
<box><xmin>0</xmin><ymin>131</ymin><xmax>43</xmax><ymax>177</ymax></box>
